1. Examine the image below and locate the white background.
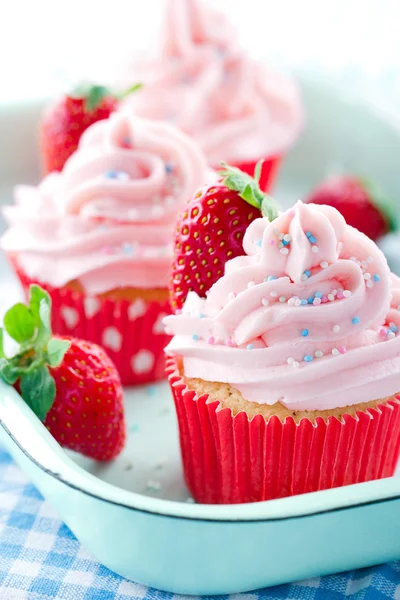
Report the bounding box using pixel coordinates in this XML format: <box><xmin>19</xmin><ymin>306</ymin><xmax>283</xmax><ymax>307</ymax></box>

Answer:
<box><xmin>2</xmin><ymin>0</ymin><xmax>400</xmax><ymax>115</ymax></box>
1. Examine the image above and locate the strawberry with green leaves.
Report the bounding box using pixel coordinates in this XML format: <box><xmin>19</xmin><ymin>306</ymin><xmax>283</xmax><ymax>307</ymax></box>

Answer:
<box><xmin>0</xmin><ymin>285</ymin><xmax>125</xmax><ymax>461</ymax></box>
<box><xmin>169</xmin><ymin>161</ymin><xmax>279</xmax><ymax>312</ymax></box>
<box><xmin>40</xmin><ymin>82</ymin><xmax>142</xmax><ymax>174</ymax></box>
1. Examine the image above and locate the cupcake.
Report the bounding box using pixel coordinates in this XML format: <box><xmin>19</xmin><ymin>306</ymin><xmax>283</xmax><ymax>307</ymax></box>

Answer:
<box><xmin>165</xmin><ymin>201</ymin><xmax>400</xmax><ymax>503</ymax></box>
<box><xmin>2</xmin><ymin>112</ymin><xmax>213</xmax><ymax>386</ymax></box>
<box><xmin>122</xmin><ymin>0</ymin><xmax>303</xmax><ymax>191</ymax></box>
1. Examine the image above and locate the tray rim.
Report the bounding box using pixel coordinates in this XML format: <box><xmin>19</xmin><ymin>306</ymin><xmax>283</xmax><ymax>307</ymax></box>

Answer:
<box><xmin>2</xmin><ymin>379</ymin><xmax>400</xmax><ymax>523</ymax></box>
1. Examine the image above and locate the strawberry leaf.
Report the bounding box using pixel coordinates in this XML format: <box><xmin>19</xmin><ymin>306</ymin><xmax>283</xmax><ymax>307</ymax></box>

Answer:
<box><xmin>0</xmin><ymin>329</ymin><xmax>5</xmax><ymax>359</ymax></box>
<box><xmin>254</xmin><ymin>159</ymin><xmax>263</xmax><ymax>184</ymax></box>
<box><xmin>20</xmin><ymin>366</ymin><xmax>55</xmax><ymax>422</ymax></box>
<box><xmin>0</xmin><ymin>359</ymin><xmax>20</xmax><ymax>385</ymax></box>
<box><xmin>359</xmin><ymin>177</ymin><xmax>398</xmax><ymax>233</ymax></box>
<box><xmin>85</xmin><ymin>85</ymin><xmax>110</xmax><ymax>112</ymax></box>
<box><xmin>3</xmin><ymin>303</ymin><xmax>35</xmax><ymax>344</ymax></box>
<box><xmin>29</xmin><ymin>285</ymin><xmax>52</xmax><ymax>346</ymax></box>
<box><xmin>47</xmin><ymin>339</ymin><xmax>70</xmax><ymax>367</ymax></box>
<box><xmin>118</xmin><ymin>82</ymin><xmax>143</xmax><ymax>100</ymax></box>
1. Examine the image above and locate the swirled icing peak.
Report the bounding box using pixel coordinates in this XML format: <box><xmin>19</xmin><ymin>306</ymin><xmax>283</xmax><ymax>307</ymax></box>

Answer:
<box><xmin>165</xmin><ymin>201</ymin><xmax>400</xmax><ymax>411</ymax></box>
<box><xmin>122</xmin><ymin>0</ymin><xmax>303</xmax><ymax>165</ymax></box>
<box><xmin>2</xmin><ymin>112</ymin><xmax>213</xmax><ymax>294</ymax></box>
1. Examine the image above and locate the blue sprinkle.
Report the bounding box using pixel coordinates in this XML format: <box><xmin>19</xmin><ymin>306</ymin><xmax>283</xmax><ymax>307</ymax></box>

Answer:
<box><xmin>123</xmin><ymin>243</ymin><xmax>133</xmax><ymax>254</ymax></box>
<box><xmin>199</xmin><ymin>313</ymin><xmax>206</xmax><ymax>319</ymax></box>
<box><xmin>165</xmin><ymin>163</ymin><xmax>174</xmax><ymax>174</ymax></box>
<box><xmin>282</xmin><ymin>239</ymin><xmax>290</xmax><ymax>246</ymax></box>
<box><xmin>308</xmin><ymin>235</ymin><xmax>317</xmax><ymax>244</ymax></box>
<box><xmin>306</xmin><ymin>231</ymin><xmax>312</xmax><ymax>238</ymax></box>
<box><xmin>304</xmin><ymin>355</ymin><xmax>313</xmax><ymax>362</ymax></box>
<box><xmin>255</xmin><ymin>239</ymin><xmax>262</xmax><ymax>247</ymax></box>
<box><xmin>304</xmin><ymin>270</ymin><xmax>311</xmax><ymax>277</ymax></box>
<box><xmin>314</xmin><ymin>291</ymin><xmax>323</xmax><ymax>299</ymax></box>
<box><xmin>308</xmin><ymin>297</ymin><xmax>314</xmax><ymax>304</ymax></box>
<box><xmin>301</xmin><ymin>299</ymin><xmax>308</xmax><ymax>305</ymax></box>
<box><xmin>192</xmin><ymin>334</ymin><xmax>199</xmax><ymax>341</ymax></box>
<box><xmin>105</xmin><ymin>170</ymin><xmax>117</xmax><ymax>178</ymax></box>
<box><xmin>147</xmin><ymin>386</ymin><xmax>157</xmax><ymax>397</ymax></box>
<box><xmin>267</xmin><ymin>275</ymin><xmax>277</xmax><ymax>281</ymax></box>
<box><xmin>247</xmin><ymin>343</ymin><xmax>254</xmax><ymax>350</ymax></box>
<box><xmin>301</xmin><ymin>329</ymin><xmax>309</xmax><ymax>337</ymax></box>
<box><xmin>352</xmin><ymin>317</ymin><xmax>360</xmax><ymax>325</ymax></box>
<box><xmin>390</xmin><ymin>324</ymin><xmax>398</xmax><ymax>333</ymax></box>
<box><xmin>373</xmin><ymin>274</ymin><xmax>381</xmax><ymax>282</ymax></box>
<box><xmin>130</xmin><ymin>424</ymin><xmax>140</xmax><ymax>433</ymax></box>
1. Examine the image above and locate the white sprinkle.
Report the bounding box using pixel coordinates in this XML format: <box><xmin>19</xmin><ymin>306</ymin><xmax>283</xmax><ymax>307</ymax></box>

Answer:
<box><xmin>295</xmin><ymin>299</ymin><xmax>302</xmax><ymax>307</ymax></box>
<box><xmin>228</xmin><ymin>292</ymin><xmax>235</xmax><ymax>302</ymax></box>
<box><xmin>270</xmin><ymin>291</ymin><xmax>278</xmax><ymax>297</ymax></box>
<box><xmin>328</xmin><ymin>294</ymin><xmax>335</xmax><ymax>302</ymax></box>
<box><xmin>313</xmin><ymin>298</ymin><xmax>322</xmax><ymax>305</ymax></box>
<box><xmin>367</xmin><ymin>256</ymin><xmax>373</xmax><ymax>263</ymax></box>
<box><xmin>247</xmin><ymin>281</ymin><xmax>255</xmax><ymax>288</ymax></box>
<box><xmin>280</xmin><ymin>247</ymin><xmax>289</xmax><ymax>255</ymax></box>
<box><xmin>363</xmin><ymin>273</ymin><xmax>371</xmax><ymax>280</ymax></box>
<box><xmin>278</xmin><ymin>242</ymin><xmax>283</xmax><ymax>249</ymax></box>
<box><xmin>287</xmin><ymin>357</ymin><xmax>294</xmax><ymax>365</ymax></box>
<box><xmin>293</xmin><ymin>361</ymin><xmax>300</xmax><ymax>368</ymax></box>
<box><xmin>279</xmin><ymin>296</ymin><xmax>286</xmax><ymax>303</ymax></box>
<box><xmin>320</xmin><ymin>261</ymin><xmax>328</xmax><ymax>269</ymax></box>
<box><xmin>332</xmin><ymin>325</ymin><xmax>340</xmax><ymax>333</ymax></box>
<box><xmin>387</xmin><ymin>331</ymin><xmax>396</xmax><ymax>340</ymax></box>
<box><xmin>279</xmin><ymin>233</ymin><xmax>285</xmax><ymax>240</ymax></box>
<box><xmin>288</xmin><ymin>297</ymin><xmax>296</xmax><ymax>306</ymax></box>
<box><xmin>283</xmin><ymin>234</ymin><xmax>292</xmax><ymax>242</ymax></box>
<box><xmin>301</xmin><ymin>274</ymin><xmax>308</xmax><ymax>282</ymax></box>
<box><xmin>343</xmin><ymin>290</ymin><xmax>352</xmax><ymax>298</ymax></box>
<box><xmin>350</xmin><ymin>256</ymin><xmax>357</xmax><ymax>262</ymax></box>
<box><xmin>357</xmin><ymin>260</ymin><xmax>361</xmax><ymax>267</ymax></box>
<box><xmin>361</xmin><ymin>268</ymin><xmax>366</xmax><ymax>274</ymax></box>
<box><xmin>361</xmin><ymin>260</ymin><xmax>368</xmax><ymax>268</ymax></box>
<box><xmin>332</xmin><ymin>289</ymin><xmax>338</xmax><ymax>296</ymax></box>
<box><xmin>262</xmin><ymin>298</ymin><xmax>269</xmax><ymax>306</ymax></box>
<box><xmin>366</xmin><ymin>280</ymin><xmax>374</xmax><ymax>288</ymax></box>
<box><xmin>332</xmin><ymin>348</ymin><xmax>340</xmax><ymax>356</ymax></box>
<box><xmin>311</xmin><ymin>246</ymin><xmax>319</xmax><ymax>253</ymax></box>
<box><xmin>315</xmin><ymin>350</ymin><xmax>324</xmax><ymax>358</ymax></box>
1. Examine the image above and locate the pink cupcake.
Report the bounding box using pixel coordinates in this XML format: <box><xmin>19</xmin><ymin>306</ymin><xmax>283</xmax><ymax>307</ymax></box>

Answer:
<box><xmin>165</xmin><ymin>201</ymin><xmax>400</xmax><ymax>503</ymax></box>
<box><xmin>2</xmin><ymin>112</ymin><xmax>213</xmax><ymax>386</ymax></box>
<box><xmin>122</xmin><ymin>0</ymin><xmax>303</xmax><ymax>191</ymax></box>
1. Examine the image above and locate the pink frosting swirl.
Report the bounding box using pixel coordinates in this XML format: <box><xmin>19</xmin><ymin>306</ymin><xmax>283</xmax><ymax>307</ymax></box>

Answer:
<box><xmin>2</xmin><ymin>112</ymin><xmax>213</xmax><ymax>294</ymax></box>
<box><xmin>122</xmin><ymin>0</ymin><xmax>303</xmax><ymax>165</ymax></box>
<box><xmin>165</xmin><ymin>201</ymin><xmax>400</xmax><ymax>411</ymax></box>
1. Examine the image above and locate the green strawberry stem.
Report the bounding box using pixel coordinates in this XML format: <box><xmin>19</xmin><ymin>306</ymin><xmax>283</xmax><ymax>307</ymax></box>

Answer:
<box><xmin>0</xmin><ymin>286</ymin><xmax>70</xmax><ymax>422</ymax></box>
<box><xmin>219</xmin><ymin>161</ymin><xmax>279</xmax><ymax>221</ymax></box>
<box><xmin>358</xmin><ymin>177</ymin><xmax>398</xmax><ymax>233</ymax></box>
<box><xmin>71</xmin><ymin>82</ymin><xmax>143</xmax><ymax>112</ymax></box>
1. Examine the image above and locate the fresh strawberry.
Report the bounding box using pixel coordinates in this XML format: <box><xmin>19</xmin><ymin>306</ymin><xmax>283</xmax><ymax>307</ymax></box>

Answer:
<box><xmin>169</xmin><ymin>161</ymin><xmax>279</xmax><ymax>312</ymax></box>
<box><xmin>40</xmin><ymin>82</ymin><xmax>142</xmax><ymax>174</ymax></box>
<box><xmin>305</xmin><ymin>176</ymin><xmax>397</xmax><ymax>241</ymax></box>
<box><xmin>0</xmin><ymin>285</ymin><xmax>125</xmax><ymax>461</ymax></box>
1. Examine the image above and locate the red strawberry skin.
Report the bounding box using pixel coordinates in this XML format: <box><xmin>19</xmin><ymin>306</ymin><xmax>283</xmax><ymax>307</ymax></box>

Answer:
<box><xmin>170</xmin><ymin>183</ymin><xmax>261</xmax><ymax>312</ymax></box>
<box><xmin>40</xmin><ymin>95</ymin><xmax>117</xmax><ymax>174</ymax></box>
<box><xmin>45</xmin><ymin>338</ymin><xmax>125</xmax><ymax>461</ymax></box>
<box><xmin>305</xmin><ymin>177</ymin><xmax>389</xmax><ymax>241</ymax></box>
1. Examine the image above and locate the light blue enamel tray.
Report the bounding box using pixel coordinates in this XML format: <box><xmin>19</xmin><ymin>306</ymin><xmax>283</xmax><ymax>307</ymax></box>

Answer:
<box><xmin>1</xmin><ymin>77</ymin><xmax>400</xmax><ymax>595</ymax></box>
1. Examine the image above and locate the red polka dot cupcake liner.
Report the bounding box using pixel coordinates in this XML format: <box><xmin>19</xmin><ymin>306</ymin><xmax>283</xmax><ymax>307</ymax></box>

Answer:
<box><xmin>14</xmin><ymin>265</ymin><xmax>172</xmax><ymax>386</ymax></box>
<box><xmin>216</xmin><ymin>155</ymin><xmax>281</xmax><ymax>192</ymax></box>
<box><xmin>167</xmin><ymin>356</ymin><xmax>400</xmax><ymax>504</ymax></box>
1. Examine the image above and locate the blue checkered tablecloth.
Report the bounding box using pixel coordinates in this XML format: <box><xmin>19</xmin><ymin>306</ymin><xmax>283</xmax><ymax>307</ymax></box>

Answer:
<box><xmin>1</xmin><ymin>446</ymin><xmax>400</xmax><ymax>599</ymax></box>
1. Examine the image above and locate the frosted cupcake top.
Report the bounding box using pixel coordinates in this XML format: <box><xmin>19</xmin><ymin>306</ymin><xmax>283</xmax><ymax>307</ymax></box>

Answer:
<box><xmin>165</xmin><ymin>201</ymin><xmax>400</xmax><ymax>411</ymax></box>
<box><xmin>122</xmin><ymin>0</ymin><xmax>303</xmax><ymax>165</ymax></box>
<box><xmin>2</xmin><ymin>112</ymin><xmax>212</xmax><ymax>295</ymax></box>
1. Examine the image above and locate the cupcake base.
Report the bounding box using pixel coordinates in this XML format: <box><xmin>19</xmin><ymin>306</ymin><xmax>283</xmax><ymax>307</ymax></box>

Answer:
<box><xmin>167</xmin><ymin>356</ymin><xmax>400</xmax><ymax>504</ymax></box>
<box><xmin>14</xmin><ymin>262</ymin><xmax>171</xmax><ymax>386</ymax></box>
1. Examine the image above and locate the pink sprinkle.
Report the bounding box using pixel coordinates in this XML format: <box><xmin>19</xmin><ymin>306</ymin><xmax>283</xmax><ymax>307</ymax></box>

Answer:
<box><xmin>380</xmin><ymin>327</ymin><xmax>387</xmax><ymax>337</ymax></box>
<box><xmin>321</xmin><ymin>295</ymin><xmax>328</xmax><ymax>303</ymax></box>
<box><xmin>339</xmin><ymin>346</ymin><xmax>347</xmax><ymax>354</ymax></box>
<box><xmin>208</xmin><ymin>336</ymin><xmax>215</xmax><ymax>345</ymax></box>
<box><xmin>227</xmin><ymin>338</ymin><xmax>234</xmax><ymax>347</ymax></box>
<box><xmin>313</xmin><ymin>298</ymin><xmax>322</xmax><ymax>305</ymax></box>
<box><xmin>269</xmin><ymin>240</ymin><xmax>276</xmax><ymax>246</ymax></box>
<box><xmin>337</xmin><ymin>292</ymin><xmax>344</xmax><ymax>299</ymax></box>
